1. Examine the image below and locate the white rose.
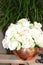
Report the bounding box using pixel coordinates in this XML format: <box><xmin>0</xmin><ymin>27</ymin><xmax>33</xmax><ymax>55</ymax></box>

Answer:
<box><xmin>5</xmin><ymin>24</ymin><xmax>17</xmax><ymax>39</ymax></box>
<box><xmin>15</xmin><ymin>24</ymin><xmax>22</xmax><ymax>33</ymax></box>
<box><xmin>22</xmin><ymin>35</ymin><xmax>35</xmax><ymax>48</ymax></box>
<box><xmin>37</xmin><ymin>34</ymin><xmax>43</xmax><ymax>48</ymax></box>
<box><xmin>17</xmin><ymin>18</ymin><xmax>30</xmax><ymax>27</ymax></box>
<box><xmin>34</xmin><ymin>22</ymin><xmax>42</xmax><ymax>29</ymax></box>
<box><xmin>30</xmin><ymin>28</ymin><xmax>42</xmax><ymax>40</ymax></box>
<box><xmin>8</xmin><ymin>40</ymin><xmax>18</xmax><ymax>50</ymax></box>
<box><xmin>2</xmin><ymin>39</ymin><xmax>8</xmax><ymax>49</ymax></box>
<box><xmin>14</xmin><ymin>33</ymin><xmax>22</xmax><ymax>43</ymax></box>
<box><xmin>22</xmin><ymin>27</ymin><xmax>30</xmax><ymax>35</ymax></box>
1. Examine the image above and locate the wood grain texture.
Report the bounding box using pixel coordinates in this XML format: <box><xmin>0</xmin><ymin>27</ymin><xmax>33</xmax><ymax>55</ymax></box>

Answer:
<box><xmin>0</xmin><ymin>54</ymin><xmax>43</xmax><ymax>65</ymax></box>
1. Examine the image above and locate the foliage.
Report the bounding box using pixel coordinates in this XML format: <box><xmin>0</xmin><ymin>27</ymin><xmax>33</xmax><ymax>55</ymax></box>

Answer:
<box><xmin>0</xmin><ymin>0</ymin><xmax>43</xmax><ymax>30</ymax></box>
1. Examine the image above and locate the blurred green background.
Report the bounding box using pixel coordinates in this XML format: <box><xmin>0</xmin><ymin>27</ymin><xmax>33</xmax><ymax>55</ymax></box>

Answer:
<box><xmin>0</xmin><ymin>0</ymin><xmax>43</xmax><ymax>30</ymax></box>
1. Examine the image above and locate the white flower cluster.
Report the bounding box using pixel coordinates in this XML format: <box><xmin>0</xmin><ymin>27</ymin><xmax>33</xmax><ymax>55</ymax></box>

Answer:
<box><xmin>2</xmin><ymin>18</ymin><xmax>43</xmax><ymax>50</ymax></box>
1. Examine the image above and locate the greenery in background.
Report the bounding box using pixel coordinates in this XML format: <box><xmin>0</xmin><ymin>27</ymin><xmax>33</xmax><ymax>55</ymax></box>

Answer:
<box><xmin>0</xmin><ymin>0</ymin><xmax>43</xmax><ymax>30</ymax></box>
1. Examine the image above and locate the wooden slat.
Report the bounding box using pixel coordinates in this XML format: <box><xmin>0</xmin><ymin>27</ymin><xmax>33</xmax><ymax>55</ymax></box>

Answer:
<box><xmin>0</xmin><ymin>54</ymin><xmax>28</xmax><ymax>64</ymax></box>
<box><xmin>0</xmin><ymin>54</ymin><xmax>43</xmax><ymax>65</ymax></box>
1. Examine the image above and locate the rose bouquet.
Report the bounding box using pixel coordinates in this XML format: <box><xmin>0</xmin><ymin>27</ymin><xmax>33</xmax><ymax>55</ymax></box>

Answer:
<box><xmin>2</xmin><ymin>18</ymin><xmax>43</xmax><ymax>60</ymax></box>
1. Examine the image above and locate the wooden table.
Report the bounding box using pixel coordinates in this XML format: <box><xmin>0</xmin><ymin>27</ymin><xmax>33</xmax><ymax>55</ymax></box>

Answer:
<box><xmin>0</xmin><ymin>54</ymin><xmax>43</xmax><ymax>65</ymax></box>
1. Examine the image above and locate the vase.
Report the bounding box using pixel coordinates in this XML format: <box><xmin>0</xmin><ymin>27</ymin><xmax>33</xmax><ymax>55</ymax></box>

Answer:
<box><xmin>13</xmin><ymin>47</ymin><xmax>40</xmax><ymax>60</ymax></box>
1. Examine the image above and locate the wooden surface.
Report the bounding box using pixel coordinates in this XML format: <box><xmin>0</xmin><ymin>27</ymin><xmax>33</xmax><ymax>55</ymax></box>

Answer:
<box><xmin>0</xmin><ymin>54</ymin><xmax>28</xmax><ymax>64</ymax></box>
<box><xmin>0</xmin><ymin>54</ymin><xmax>43</xmax><ymax>65</ymax></box>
